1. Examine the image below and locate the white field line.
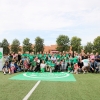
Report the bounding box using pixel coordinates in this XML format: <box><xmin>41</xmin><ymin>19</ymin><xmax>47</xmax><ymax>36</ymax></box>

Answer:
<box><xmin>23</xmin><ymin>81</ymin><xmax>41</xmax><ymax>100</ymax></box>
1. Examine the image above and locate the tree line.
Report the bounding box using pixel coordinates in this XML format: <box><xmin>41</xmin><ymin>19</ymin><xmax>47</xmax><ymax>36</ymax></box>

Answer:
<box><xmin>0</xmin><ymin>35</ymin><xmax>100</xmax><ymax>54</ymax></box>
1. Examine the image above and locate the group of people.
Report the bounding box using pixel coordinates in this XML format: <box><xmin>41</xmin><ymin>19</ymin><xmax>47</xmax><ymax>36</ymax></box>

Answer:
<box><xmin>2</xmin><ymin>51</ymin><xmax>100</xmax><ymax>75</ymax></box>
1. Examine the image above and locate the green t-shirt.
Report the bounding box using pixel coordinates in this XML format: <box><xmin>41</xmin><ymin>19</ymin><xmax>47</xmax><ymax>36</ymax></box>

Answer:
<box><xmin>29</xmin><ymin>55</ymin><xmax>33</xmax><ymax>62</ymax></box>
<box><xmin>22</xmin><ymin>54</ymin><xmax>30</xmax><ymax>57</ymax></box>
<box><xmin>73</xmin><ymin>57</ymin><xmax>78</xmax><ymax>64</ymax></box>
<box><xmin>68</xmin><ymin>66</ymin><xmax>72</xmax><ymax>71</ymax></box>
<box><xmin>50</xmin><ymin>63</ymin><xmax>55</xmax><ymax>67</ymax></box>
<box><xmin>48</xmin><ymin>54</ymin><xmax>51</xmax><ymax>58</ymax></box>
<box><xmin>31</xmin><ymin>61</ymin><xmax>36</xmax><ymax>67</ymax></box>
<box><xmin>46</xmin><ymin>60</ymin><xmax>52</xmax><ymax>66</ymax></box>
<box><xmin>56</xmin><ymin>54</ymin><xmax>61</xmax><ymax>59</ymax></box>
<box><xmin>69</xmin><ymin>58</ymin><xmax>73</xmax><ymax>63</ymax></box>
<box><xmin>60</xmin><ymin>56</ymin><xmax>65</xmax><ymax>60</ymax></box>
<box><xmin>38</xmin><ymin>54</ymin><xmax>42</xmax><ymax>59</ymax></box>
<box><xmin>66</xmin><ymin>54</ymin><xmax>69</xmax><ymax>58</ymax></box>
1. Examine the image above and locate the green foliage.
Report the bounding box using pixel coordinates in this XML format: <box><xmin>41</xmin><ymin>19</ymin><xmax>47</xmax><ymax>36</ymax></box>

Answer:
<box><xmin>71</xmin><ymin>36</ymin><xmax>81</xmax><ymax>53</ymax></box>
<box><xmin>84</xmin><ymin>42</ymin><xmax>93</xmax><ymax>53</ymax></box>
<box><xmin>23</xmin><ymin>38</ymin><xmax>33</xmax><ymax>53</ymax></box>
<box><xmin>1</xmin><ymin>39</ymin><xmax>10</xmax><ymax>54</ymax></box>
<box><xmin>34</xmin><ymin>37</ymin><xmax>44</xmax><ymax>53</ymax></box>
<box><xmin>11</xmin><ymin>39</ymin><xmax>20</xmax><ymax>53</ymax></box>
<box><xmin>56</xmin><ymin>35</ymin><xmax>70</xmax><ymax>52</ymax></box>
<box><xmin>93</xmin><ymin>36</ymin><xmax>100</xmax><ymax>54</ymax></box>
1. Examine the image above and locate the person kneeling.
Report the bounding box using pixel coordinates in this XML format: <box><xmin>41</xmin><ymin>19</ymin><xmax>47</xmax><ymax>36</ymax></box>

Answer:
<box><xmin>90</xmin><ymin>59</ymin><xmax>99</xmax><ymax>73</ymax></box>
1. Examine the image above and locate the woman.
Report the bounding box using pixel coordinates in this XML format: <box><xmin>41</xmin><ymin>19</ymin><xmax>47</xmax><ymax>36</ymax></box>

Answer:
<box><xmin>40</xmin><ymin>60</ymin><xmax>46</xmax><ymax>72</ymax></box>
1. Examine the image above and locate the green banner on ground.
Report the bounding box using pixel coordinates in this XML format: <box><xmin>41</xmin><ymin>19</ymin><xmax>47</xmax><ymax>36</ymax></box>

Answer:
<box><xmin>10</xmin><ymin>72</ymin><xmax>76</xmax><ymax>82</ymax></box>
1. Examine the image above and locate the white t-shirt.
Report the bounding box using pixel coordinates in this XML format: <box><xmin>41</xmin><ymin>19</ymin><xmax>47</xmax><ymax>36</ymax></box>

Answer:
<box><xmin>82</xmin><ymin>59</ymin><xmax>89</xmax><ymax>66</ymax></box>
<box><xmin>40</xmin><ymin>63</ymin><xmax>46</xmax><ymax>68</ymax></box>
<box><xmin>51</xmin><ymin>57</ymin><xmax>56</xmax><ymax>61</ymax></box>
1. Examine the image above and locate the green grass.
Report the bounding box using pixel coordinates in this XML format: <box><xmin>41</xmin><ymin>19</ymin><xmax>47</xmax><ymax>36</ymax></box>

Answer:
<box><xmin>0</xmin><ymin>72</ymin><xmax>100</xmax><ymax>100</ymax></box>
<box><xmin>0</xmin><ymin>72</ymin><xmax>37</xmax><ymax>100</ymax></box>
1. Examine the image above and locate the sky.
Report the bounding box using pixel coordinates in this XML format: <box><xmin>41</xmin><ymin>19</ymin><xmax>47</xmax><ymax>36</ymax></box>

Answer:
<box><xmin>0</xmin><ymin>0</ymin><xmax>100</xmax><ymax>46</ymax></box>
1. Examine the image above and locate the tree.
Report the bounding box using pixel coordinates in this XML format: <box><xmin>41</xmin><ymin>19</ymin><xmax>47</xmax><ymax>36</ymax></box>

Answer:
<box><xmin>34</xmin><ymin>37</ymin><xmax>44</xmax><ymax>53</ymax></box>
<box><xmin>1</xmin><ymin>39</ymin><xmax>10</xmax><ymax>54</ymax></box>
<box><xmin>11</xmin><ymin>39</ymin><xmax>20</xmax><ymax>53</ymax></box>
<box><xmin>71</xmin><ymin>36</ymin><xmax>81</xmax><ymax>53</ymax></box>
<box><xmin>23</xmin><ymin>38</ymin><xmax>33</xmax><ymax>53</ymax></box>
<box><xmin>84</xmin><ymin>42</ymin><xmax>94</xmax><ymax>53</ymax></box>
<box><xmin>93</xmin><ymin>36</ymin><xmax>100</xmax><ymax>54</ymax></box>
<box><xmin>56</xmin><ymin>35</ymin><xmax>70</xmax><ymax>52</ymax></box>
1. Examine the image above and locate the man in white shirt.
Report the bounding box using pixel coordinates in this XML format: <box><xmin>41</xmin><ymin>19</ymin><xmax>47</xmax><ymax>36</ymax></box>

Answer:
<box><xmin>82</xmin><ymin>59</ymin><xmax>90</xmax><ymax>73</ymax></box>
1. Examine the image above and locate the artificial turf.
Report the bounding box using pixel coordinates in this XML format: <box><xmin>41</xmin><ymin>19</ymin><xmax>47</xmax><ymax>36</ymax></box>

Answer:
<box><xmin>0</xmin><ymin>72</ymin><xmax>100</xmax><ymax>100</ymax></box>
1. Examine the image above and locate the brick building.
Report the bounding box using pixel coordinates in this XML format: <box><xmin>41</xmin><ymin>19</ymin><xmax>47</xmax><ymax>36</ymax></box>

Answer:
<box><xmin>9</xmin><ymin>44</ymin><xmax>58</xmax><ymax>53</ymax></box>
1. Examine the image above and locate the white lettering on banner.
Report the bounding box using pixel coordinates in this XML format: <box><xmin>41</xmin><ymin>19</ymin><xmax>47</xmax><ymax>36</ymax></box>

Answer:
<box><xmin>23</xmin><ymin>72</ymin><xmax>70</xmax><ymax>79</ymax></box>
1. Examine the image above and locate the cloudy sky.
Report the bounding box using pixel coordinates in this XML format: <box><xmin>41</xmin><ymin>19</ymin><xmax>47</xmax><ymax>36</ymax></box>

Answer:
<box><xmin>0</xmin><ymin>0</ymin><xmax>100</xmax><ymax>45</ymax></box>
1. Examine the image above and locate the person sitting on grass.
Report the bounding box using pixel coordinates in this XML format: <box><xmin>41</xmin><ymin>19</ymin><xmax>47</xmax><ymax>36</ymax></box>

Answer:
<box><xmin>40</xmin><ymin>60</ymin><xmax>46</xmax><ymax>72</ymax></box>
<box><xmin>2</xmin><ymin>62</ymin><xmax>11</xmax><ymax>75</ymax></box>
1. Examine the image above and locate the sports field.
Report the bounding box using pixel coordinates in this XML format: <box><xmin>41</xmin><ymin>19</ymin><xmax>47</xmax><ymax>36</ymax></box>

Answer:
<box><xmin>0</xmin><ymin>72</ymin><xmax>100</xmax><ymax>100</ymax></box>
